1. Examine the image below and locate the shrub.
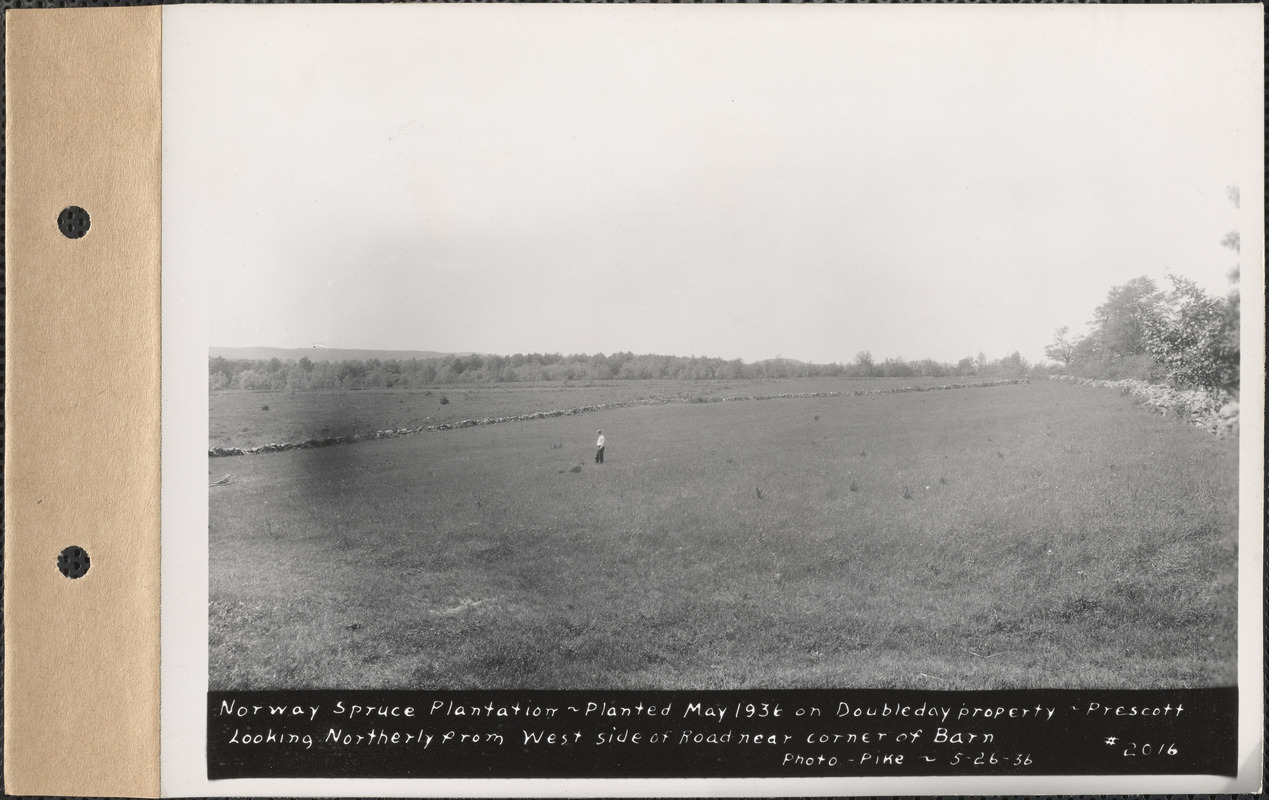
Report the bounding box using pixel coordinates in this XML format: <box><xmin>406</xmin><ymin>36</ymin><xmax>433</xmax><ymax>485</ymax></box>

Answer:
<box><xmin>439</xmin><ymin>395</ymin><xmax>449</xmax><ymax>405</ymax></box>
<box><xmin>1143</xmin><ymin>275</ymin><xmax>1239</xmax><ymax>394</ymax></box>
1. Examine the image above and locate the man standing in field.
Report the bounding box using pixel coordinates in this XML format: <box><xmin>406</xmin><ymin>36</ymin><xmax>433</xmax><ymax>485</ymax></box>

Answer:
<box><xmin>595</xmin><ymin>430</ymin><xmax>606</xmax><ymax>464</ymax></box>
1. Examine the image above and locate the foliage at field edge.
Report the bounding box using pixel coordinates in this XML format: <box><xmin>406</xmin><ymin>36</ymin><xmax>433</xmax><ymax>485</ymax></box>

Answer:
<box><xmin>1045</xmin><ymin>275</ymin><xmax>1240</xmax><ymax>395</ymax></box>
<box><xmin>1049</xmin><ymin>375</ymin><xmax>1239</xmax><ymax>438</ymax></box>
<box><xmin>208</xmin><ymin>266</ymin><xmax>1239</xmax><ymax>399</ymax></box>
<box><xmin>210</xmin><ymin>348</ymin><xmax>1037</xmax><ymax>393</ymax></box>
<box><xmin>1045</xmin><ymin>187</ymin><xmax>1242</xmax><ymax>397</ymax></box>
<box><xmin>211</xmin><ymin>185</ymin><xmax>1241</xmax><ymax>405</ymax></box>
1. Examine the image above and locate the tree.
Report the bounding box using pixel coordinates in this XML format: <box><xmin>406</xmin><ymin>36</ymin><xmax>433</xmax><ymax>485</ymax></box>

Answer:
<box><xmin>1062</xmin><ymin>276</ymin><xmax>1166</xmax><ymax>380</ymax></box>
<box><xmin>1044</xmin><ymin>326</ymin><xmax>1079</xmax><ymax>367</ymax></box>
<box><xmin>880</xmin><ymin>358</ymin><xmax>915</xmax><ymax>378</ymax></box>
<box><xmin>285</xmin><ymin>366</ymin><xmax>307</xmax><ymax>393</ymax></box>
<box><xmin>235</xmin><ymin>369</ymin><xmax>270</xmax><ymax>390</ymax></box>
<box><xmin>1219</xmin><ymin>183</ymin><xmax>1241</xmax><ymax>351</ymax></box>
<box><xmin>854</xmin><ymin>351</ymin><xmax>876</xmax><ymax>377</ymax></box>
<box><xmin>998</xmin><ymin>351</ymin><xmax>1030</xmax><ymax>378</ymax></box>
<box><xmin>1089</xmin><ymin>277</ymin><xmax>1163</xmax><ymax>360</ymax></box>
<box><xmin>1220</xmin><ymin>231</ymin><xmax>1240</xmax><ymax>254</ymax></box>
<box><xmin>913</xmin><ymin>358</ymin><xmax>948</xmax><ymax>378</ymax></box>
<box><xmin>1143</xmin><ymin>275</ymin><xmax>1239</xmax><ymax>394</ymax></box>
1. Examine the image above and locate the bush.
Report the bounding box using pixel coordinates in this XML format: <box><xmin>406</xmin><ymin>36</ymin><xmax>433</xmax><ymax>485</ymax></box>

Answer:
<box><xmin>439</xmin><ymin>395</ymin><xmax>449</xmax><ymax>405</ymax></box>
<box><xmin>1071</xmin><ymin>352</ymin><xmax>1158</xmax><ymax>383</ymax></box>
<box><xmin>1143</xmin><ymin>276</ymin><xmax>1239</xmax><ymax>394</ymax></box>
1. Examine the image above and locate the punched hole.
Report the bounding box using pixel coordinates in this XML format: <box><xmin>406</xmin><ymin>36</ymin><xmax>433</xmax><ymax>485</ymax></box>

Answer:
<box><xmin>57</xmin><ymin>546</ymin><xmax>91</xmax><ymax>579</ymax></box>
<box><xmin>57</xmin><ymin>206</ymin><xmax>90</xmax><ymax>239</ymax></box>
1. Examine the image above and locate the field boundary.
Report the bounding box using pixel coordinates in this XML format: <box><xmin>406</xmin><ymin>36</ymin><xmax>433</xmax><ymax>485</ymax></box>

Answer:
<box><xmin>1048</xmin><ymin>374</ymin><xmax>1238</xmax><ymax>436</ymax></box>
<box><xmin>208</xmin><ymin>378</ymin><xmax>1030</xmax><ymax>458</ymax></box>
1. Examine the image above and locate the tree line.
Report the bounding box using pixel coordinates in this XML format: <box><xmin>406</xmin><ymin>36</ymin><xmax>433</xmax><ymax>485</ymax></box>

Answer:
<box><xmin>211</xmin><ymin>187</ymin><xmax>1240</xmax><ymax>396</ymax></box>
<box><xmin>1044</xmin><ymin>188</ymin><xmax>1241</xmax><ymax>396</ymax></box>
<box><xmin>1044</xmin><ymin>273</ymin><xmax>1239</xmax><ymax>395</ymax></box>
<box><xmin>209</xmin><ymin>267</ymin><xmax>1238</xmax><ymax>395</ymax></box>
<box><xmin>209</xmin><ymin>349</ymin><xmax>1038</xmax><ymax>393</ymax></box>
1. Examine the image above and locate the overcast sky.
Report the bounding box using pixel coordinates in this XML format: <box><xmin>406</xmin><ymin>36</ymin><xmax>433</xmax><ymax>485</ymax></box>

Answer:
<box><xmin>165</xmin><ymin>4</ymin><xmax>1260</xmax><ymax>365</ymax></box>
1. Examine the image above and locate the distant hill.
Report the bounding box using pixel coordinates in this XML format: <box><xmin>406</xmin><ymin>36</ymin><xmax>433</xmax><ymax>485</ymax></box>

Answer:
<box><xmin>210</xmin><ymin>346</ymin><xmax>470</xmax><ymax>363</ymax></box>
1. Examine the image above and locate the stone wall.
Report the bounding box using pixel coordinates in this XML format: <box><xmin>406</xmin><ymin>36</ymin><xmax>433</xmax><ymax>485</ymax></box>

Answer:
<box><xmin>1048</xmin><ymin>374</ymin><xmax>1238</xmax><ymax>437</ymax></box>
<box><xmin>209</xmin><ymin>379</ymin><xmax>1031</xmax><ymax>458</ymax></box>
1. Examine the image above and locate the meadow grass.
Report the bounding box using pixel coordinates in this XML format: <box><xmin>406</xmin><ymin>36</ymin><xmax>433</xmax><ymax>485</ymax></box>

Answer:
<box><xmin>209</xmin><ymin>381</ymin><xmax>1237</xmax><ymax>690</ymax></box>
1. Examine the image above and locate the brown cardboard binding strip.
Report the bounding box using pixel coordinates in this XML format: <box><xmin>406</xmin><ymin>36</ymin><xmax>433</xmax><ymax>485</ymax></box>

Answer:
<box><xmin>4</xmin><ymin>7</ymin><xmax>162</xmax><ymax>797</ymax></box>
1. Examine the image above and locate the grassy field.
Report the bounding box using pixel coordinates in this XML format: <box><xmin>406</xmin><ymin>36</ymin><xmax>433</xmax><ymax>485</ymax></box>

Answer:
<box><xmin>210</xmin><ymin>377</ymin><xmax>959</xmax><ymax>449</ymax></box>
<box><xmin>209</xmin><ymin>380</ymin><xmax>1237</xmax><ymax>690</ymax></box>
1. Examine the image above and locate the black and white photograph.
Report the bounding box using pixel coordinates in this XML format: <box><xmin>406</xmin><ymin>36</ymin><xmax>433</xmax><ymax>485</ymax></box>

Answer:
<box><xmin>157</xmin><ymin>3</ymin><xmax>1262</xmax><ymax>793</ymax></box>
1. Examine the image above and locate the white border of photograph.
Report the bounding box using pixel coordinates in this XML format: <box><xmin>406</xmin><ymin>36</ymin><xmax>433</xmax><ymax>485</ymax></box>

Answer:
<box><xmin>161</xmin><ymin>4</ymin><xmax>1263</xmax><ymax>795</ymax></box>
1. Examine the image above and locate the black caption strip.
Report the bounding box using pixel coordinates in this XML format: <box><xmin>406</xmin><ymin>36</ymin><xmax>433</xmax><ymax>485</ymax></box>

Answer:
<box><xmin>208</xmin><ymin>688</ymin><xmax>1236</xmax><ymax>780</ymax></box>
